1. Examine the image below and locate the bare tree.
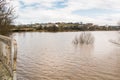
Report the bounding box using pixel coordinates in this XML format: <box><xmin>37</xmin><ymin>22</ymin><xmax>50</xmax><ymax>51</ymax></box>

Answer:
<box><xmin>0</xmin><ymin>0</ymin><xmax>15</xmax><ymax>35</ymax></box>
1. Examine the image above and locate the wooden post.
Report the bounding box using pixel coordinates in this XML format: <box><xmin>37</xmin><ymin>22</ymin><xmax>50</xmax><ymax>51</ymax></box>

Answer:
<box><xmin>13</xmin><ymin>39</ymin><xmax>17</xmax><ymax>71</ymax></box>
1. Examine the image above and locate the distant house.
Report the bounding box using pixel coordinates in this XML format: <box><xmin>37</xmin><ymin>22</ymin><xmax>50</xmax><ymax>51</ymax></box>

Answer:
<box><xmin>85</xmin><ymin>23</ymin><xmax>93</xmax><ymax>29</ymax></box>
<box><xmin>41</xmin><ymin>23</ymin><xmax>47</xmax><ymax>27</ymax></box>
<box><xmin>78</xmin><ymin>24</ymin><xmax>84</xmax><ymax>28</ymax></box>
<box><xmin>33</xmin><ymin>23</ymin><xmax>40</xmax><ymax>27</ymax></box>
<box><xmin>46</xmin><ymin>23</ymin><xmax>59</xmax><ymax>27</ymax></box>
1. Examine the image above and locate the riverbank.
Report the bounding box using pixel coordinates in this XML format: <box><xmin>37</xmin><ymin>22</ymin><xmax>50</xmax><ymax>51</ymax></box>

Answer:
<box><xmin>11</xmin><ymin>28</ymin><xmax>120</xmax><ymax>32</ymax></box>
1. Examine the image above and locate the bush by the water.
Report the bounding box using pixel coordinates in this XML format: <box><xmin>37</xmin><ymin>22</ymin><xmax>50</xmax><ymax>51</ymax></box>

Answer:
<box><xmin>110</xmin><ymin>31</ymin><xmax>120</xmax><ymax>46</ymax></box>
<box><xmin>73</xmin><ymin>32</ymin><xmax>94</xmax><ymax>45</ymax></box>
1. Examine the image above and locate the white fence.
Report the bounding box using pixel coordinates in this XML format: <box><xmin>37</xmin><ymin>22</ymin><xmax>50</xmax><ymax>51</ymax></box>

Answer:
<box><xmin>0</xmin><ymin>35</ymin><xmax>17</xmax><ymax>80</ymax></box>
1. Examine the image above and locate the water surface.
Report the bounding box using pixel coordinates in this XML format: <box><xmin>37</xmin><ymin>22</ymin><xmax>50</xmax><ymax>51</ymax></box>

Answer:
<box><xmin>13</xmin><ymin>31</ymin><xmax>120</xmax><ymax>80</ymax></box>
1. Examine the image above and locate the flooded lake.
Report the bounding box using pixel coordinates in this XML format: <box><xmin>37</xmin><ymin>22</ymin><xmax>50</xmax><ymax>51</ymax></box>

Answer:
<box><xmin>13</xmin><ymin>31</ymin><xmax>120</xmax><ymax>80</ymax></box>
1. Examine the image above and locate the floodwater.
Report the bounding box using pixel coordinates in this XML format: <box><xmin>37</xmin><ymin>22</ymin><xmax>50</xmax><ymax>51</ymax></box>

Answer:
<box><xmin>13</xmin><ymin>31</ymin><xmax>120</xmax><ymax>80</ymax></box>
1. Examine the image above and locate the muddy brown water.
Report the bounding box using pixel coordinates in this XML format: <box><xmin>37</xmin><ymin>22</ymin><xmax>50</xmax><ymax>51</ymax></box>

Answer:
<box><xmin>13</xmin><ymin>31</ymin><xmax>120</xmax><ymax>80</ymax></box>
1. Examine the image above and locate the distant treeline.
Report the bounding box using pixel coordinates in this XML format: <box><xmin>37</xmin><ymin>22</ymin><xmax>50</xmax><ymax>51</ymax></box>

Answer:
<box><xmin>11</xmin><ymin>22</ymin><xmax>120</xmax><ymax>32</ymax></box>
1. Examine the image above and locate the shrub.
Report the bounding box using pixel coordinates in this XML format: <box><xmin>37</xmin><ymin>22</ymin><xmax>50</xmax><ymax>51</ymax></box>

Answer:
<box><xmin>73</xmin><ymin>32</ymin><xmax>94</xmax><ymax>45</ymax></box>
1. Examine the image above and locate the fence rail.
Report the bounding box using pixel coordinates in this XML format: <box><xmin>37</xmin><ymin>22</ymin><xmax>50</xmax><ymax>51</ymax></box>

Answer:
<box><xmin>0</xmin><ymin>35</ymin><xmax>17</xmax><ymax>80</ymax></box>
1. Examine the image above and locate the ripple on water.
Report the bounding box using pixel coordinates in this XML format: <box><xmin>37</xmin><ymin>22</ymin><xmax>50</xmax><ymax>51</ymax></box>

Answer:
<box><xmin>13</xmin><ymin>31</ymin><xmax>120</xmax><ymax>80</ymax></box>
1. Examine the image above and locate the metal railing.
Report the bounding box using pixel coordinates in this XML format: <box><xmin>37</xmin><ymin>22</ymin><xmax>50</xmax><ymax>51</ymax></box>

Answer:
<box><xmin>0</xmin><ymin>35</ymin><xmax>17</xmax><ymax>80</ymax></box>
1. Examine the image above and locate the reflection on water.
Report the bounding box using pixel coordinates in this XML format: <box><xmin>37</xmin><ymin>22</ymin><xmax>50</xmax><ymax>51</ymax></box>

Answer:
<box><xmin>13</xmin><ymin>31</ymin><xmax>120</xmax><ymax>80</ymax></box>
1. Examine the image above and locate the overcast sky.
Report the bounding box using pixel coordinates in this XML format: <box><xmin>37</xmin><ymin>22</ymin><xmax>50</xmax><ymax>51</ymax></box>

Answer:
<box><xmin>11</xmin><ymin>0</ymin><xmax>120</xmax><ymax>25</ymax></box>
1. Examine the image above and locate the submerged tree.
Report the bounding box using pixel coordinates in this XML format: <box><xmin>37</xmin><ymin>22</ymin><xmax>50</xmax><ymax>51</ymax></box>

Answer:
<box><xmin>109</xmin><ymin>21</ymin><xmax>120</xmax><ymax>46</ymax></box>
<box><xmin>73</xmin><ymin>32</ymin><xmax>95</xmax><ymax>45</ymax></box>
<box><xmin>0</xmin><ymin>0</ymin><xmax>15</xmax><ymax>35</ymax></box>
